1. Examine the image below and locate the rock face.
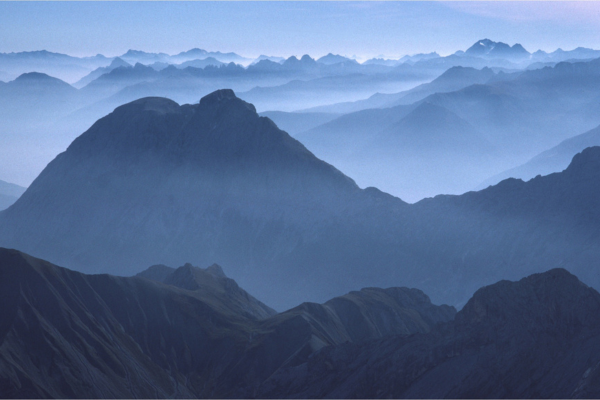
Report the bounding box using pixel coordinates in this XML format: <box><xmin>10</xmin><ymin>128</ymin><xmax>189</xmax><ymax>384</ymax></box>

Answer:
<box><xmin>0</xmin><ymin>248</ymin><xmax>453</xmax><ymax>398</ymax></box>
<box><xmin>258</xmin><ymin>269</ymin><xmax>600</xmax><ymax>399</ymax></box>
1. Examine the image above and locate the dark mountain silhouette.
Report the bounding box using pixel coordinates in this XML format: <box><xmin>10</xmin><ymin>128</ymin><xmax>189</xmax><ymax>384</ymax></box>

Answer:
<box><xmin>259</xmin><ymin>268</ymin><xmax>600</xmax><ymax>398</ymax></box>
<box><xmin>3</xmin><ymin>90</ymin><xmax>600</xmax><ymax>311</ymax></box>
<box><xmin>0</xmin><ymin>248</ymin><xmax>454</xmax><ymax>398</ymax></box>
<box><xmin>0</xmin><ymin>89</ymin><xmax>387</xmax><ymax>309</ymax></box>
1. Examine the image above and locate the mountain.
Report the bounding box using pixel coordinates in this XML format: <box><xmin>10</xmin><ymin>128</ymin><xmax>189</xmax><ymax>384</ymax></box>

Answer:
<box><xmin>298</xmin><ymin>101</ymin><xmax>498</xmax><ymax>201</ymax></box>
<box><xmin>0</xmin><ymin>89</ymin><xmax>387</xmax><ymax>309</ymax></box>
<box><xmin>0</xmin><ymin>50</ymin><xmax>111</xmax><ymax>82</ymax></box>
<box><xmin>2</xmin><ymin>249</ymin><xmax>598</xmax><ymax>398</ymax></box>
<box><xmin>316</xmin><ymin>53</ymin><xmax>356</xmax><ymax>65</ymax></box>
<box><xmin>531</xmin><ymin>47</ymin><xmax>600</xmax><ymax>63</ymax></box>
<box><xmin>119</xmin><ymin>49</ymin><xmax>171</xmax><ymax>65</ymax></box>
<box><xmin>0</xmin><ymin>179</ymin><xmax>26</xmax><ymax>211</ymax></box>
<box><xmin>259</xmin><ymin>268</ymin><xmax>600</xmax><ymax>398</ymax></box>
<box><xmin>465</xmin><ymin>39</ymin><xmax>530</xmax><ymax>60</ymax></box>
<box><xmin>0</xmin><ymin>248</ymin><xmax>454</xmax><ymax>398</ymax></box>
<box><xmin>479</xmin><ymin>123</ymin><xmax>600</xmax><ymax>188</ymax></box>
<box><xmin>177</xmin><ymin>57</ymin><xmax>224</xmax><ymax>69</ymax></box>
<box><xmin>397</xmin><ymin>52</ymin><xmax>440</xmax><ymax>64</ymax></box>
<box><xmin>73</xmin><ymin>57</ymin><xmax>131</xmax><ymax>88</ymax></box>
<box><xmin>4</xmin><ymin>90</ymin><xmax>600</xmax><ymax>311</ymax></box>
<box><xmin>362</xmin><ymin>57</ymin><xmax>399</xmax><ymax>66</ymax></box>
<box><xmin>137</xmin><ymin>262</ymin><xmax>277</xmax><ymax>320</ymax></box>
<box><xmin>251</xmin><ymin>55</ymin><xmax>285</xmax><ymax>64</ymax></box>
<box><xmin>303</xmin><ymin>66</ymin><xmax>497</xmax><ymax>114</ymax></box>
<box><xmin>238</xmin><ymin>70</ymin><xmax>433</xmax><ymax>112</ymax></box>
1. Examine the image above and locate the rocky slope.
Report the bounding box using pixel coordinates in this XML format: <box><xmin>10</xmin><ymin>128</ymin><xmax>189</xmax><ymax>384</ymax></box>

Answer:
<box><xmin>0</xmin><ymin>248</ymin><xmax>453</xmax><ymax>398</ymax></box>
<box><xmin>258</xmin><ymin>268</ymin><xmax>600</xmax><ymax>398</ymax></box>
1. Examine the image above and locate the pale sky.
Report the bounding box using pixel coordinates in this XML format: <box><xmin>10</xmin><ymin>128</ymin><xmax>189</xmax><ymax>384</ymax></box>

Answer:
<box><xmin>0</xmin><ymin>2</ymin><xmax>599</xmax><ymax>59</ymax></box>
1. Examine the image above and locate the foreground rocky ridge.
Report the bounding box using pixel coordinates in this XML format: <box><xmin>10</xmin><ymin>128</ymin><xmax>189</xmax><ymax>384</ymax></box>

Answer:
<box><xmin>1</xmin><ymin>249</ymin><xmax>599</xmax><ymax>398</ymax></box>
<box><xmin>0</xmin><ymin>248</ymin><xmax>453</xmax><ymax>398</ymax></box>
<box><xmin>259</xmin><ymin>269</ymin><xmax>600</xmax><ymax>398</ymax></box>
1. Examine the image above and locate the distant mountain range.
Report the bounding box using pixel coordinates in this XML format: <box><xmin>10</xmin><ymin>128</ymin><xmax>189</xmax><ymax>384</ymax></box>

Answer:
<box><xmin>479</xmin><ymin>123</ymin><xmax>600</xmax><ymax>189</ymax></box>
<box><xmin>1</xmin><ymin>248</ymin><xmax>598</xmax><ymax>398</ymax></box>
<box><xmin>3</xmin><ymin>90</ymin><xmax>600</xmax><ymax>312</ymax></box>
<box><xmin>296</xmin><ymin>57</ymin><xmax>600</xmax><ymax>200</ymax></box>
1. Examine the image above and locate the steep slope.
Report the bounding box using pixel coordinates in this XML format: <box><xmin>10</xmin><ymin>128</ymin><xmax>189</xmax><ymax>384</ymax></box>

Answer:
<box><xmin>0</xmin><ymin>248</ymin><xmax>454</xmax><ymax>398</ymax></box>
<box><xmin>259</xmin><ymin>268</ymin><xmax>600</xmax><ymax>398</ymax></box>
<box><xmin>0</xmin><ymin>248</ymin><xmax>256</xmax><ymax>398</ymax></box>
<box><xmin>0</xmin><ymin>89</ymin><xmax>401</xmax><ymax>309</ymax></box>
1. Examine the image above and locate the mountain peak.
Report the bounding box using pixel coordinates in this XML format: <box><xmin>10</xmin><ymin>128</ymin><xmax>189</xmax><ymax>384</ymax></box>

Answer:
<box><xmin>199</xmin><ymin>88</ymin><xmax>256</xmax><ymax>113</ymax></box>
<box><xmin>456</xmin><ymin>268</ymin><xmax>600</xmax><ymax>333</ymax></box>
<box><xmin>199</xmin><ymin>88</ymin><xmax>236</xmax><ymax>104</ymax></box>
<box><xmin>564</xmin><ymin>146</ymin><xmax>600</xmax><ymax>176</ymax></box>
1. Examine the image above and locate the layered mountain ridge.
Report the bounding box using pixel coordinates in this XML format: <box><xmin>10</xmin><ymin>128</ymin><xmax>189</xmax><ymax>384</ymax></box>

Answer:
<box><xmin>0</xmin><ymin>248</ymin><xmax>598</xmax><ymax>398</ymax></box>
<box><xmin>0</xmin><ymin>248</ymin><xmax>454</xmax><ymax>398</ymax></box>
<box><xmin>2</xmin><ymin>90</ymin><xmax>600</xmax><ymax>311</ymax></box>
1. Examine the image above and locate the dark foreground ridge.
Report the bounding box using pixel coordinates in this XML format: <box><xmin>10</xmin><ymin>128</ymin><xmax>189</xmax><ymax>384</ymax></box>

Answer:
<box><xmin>1</xmin><ymin>249</ymin><xmax>599</xmax><ymax>398</ymax></box>
<box><xmin>0</xmin><ymin>248</ymin><xmax>453</xmax><ymax>398</ymax></box>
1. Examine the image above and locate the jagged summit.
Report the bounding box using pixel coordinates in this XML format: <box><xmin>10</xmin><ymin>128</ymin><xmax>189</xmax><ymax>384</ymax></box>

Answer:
<box><xmin>137</xmin><ymin>261</ymin><xmax>277</xmax><ymax>319</ymax></box>
<box><xmin>465</xmin><ymin>39</ymin><xmax>530</xmax><ymax>59</ymax></box>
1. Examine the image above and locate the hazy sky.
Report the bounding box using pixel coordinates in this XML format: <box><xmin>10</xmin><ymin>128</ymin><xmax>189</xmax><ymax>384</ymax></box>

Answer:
<box><xmin>1</xmin><ymin>2</ymin><xmax>600</xmax><ymax>59</ymax></box>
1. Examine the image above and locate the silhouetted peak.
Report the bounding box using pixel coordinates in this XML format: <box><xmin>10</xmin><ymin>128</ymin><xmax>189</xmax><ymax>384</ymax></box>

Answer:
<box><xmin>564</xmin><ymin>146</ymin><xmax>600</xmax><ymax>176</ymax></box>
<box><xmin>456</xmin><ymin>268</ymin><xmax>600</xmax><ymax>333</ymax></box>
<box><xmin>199</xmin><ymin>88</ymin><xmax>236</xmax><ymax>104</ymax></box>
<box><xmin>300</xmin><ymin>54</ymin><xmax>316</xmax><ymax>63</ymax></box>
<box><xmin>206</xmin><ymin>263</ymin><xmax>227</xmax><ymax>278</ymax></box>
<box><xmin>199</xmin><ymin>89</ymin><xmax>257</xmax><ymax>114</ymax></box>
